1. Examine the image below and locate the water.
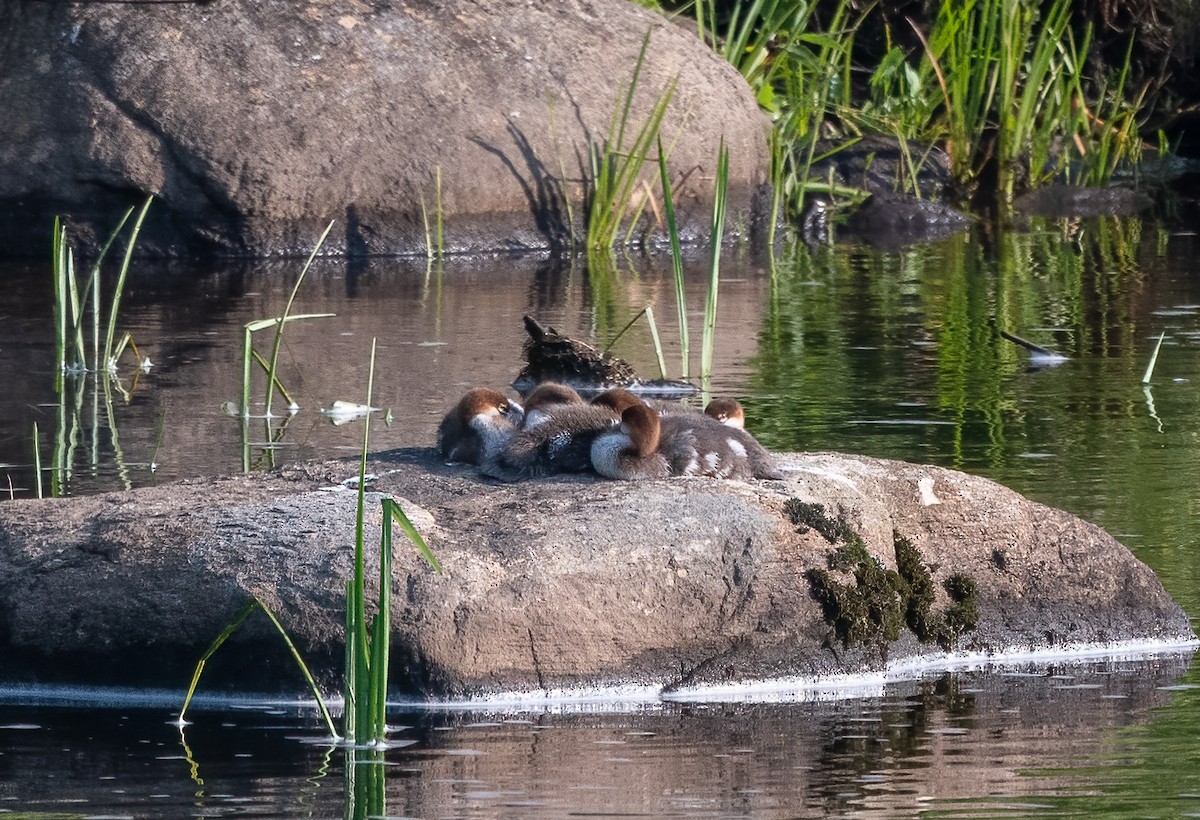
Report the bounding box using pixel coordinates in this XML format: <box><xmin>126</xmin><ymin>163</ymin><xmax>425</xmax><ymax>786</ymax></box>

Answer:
<box><xmin>3</xmin><ymin>219</ymin><xmax>1200</xmax><ymax>815</ymax></box>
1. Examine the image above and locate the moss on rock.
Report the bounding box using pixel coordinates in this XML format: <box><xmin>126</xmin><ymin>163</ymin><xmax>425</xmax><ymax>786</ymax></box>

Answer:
<box><xmin>784</xmin><ymin>498</ymin><xmax>856</xmax><ymax>544</ymax></box>
<box><xmin>807</xmin><ymin>532</ymin><xmax>979</xmax><ymax>652</ymax></box>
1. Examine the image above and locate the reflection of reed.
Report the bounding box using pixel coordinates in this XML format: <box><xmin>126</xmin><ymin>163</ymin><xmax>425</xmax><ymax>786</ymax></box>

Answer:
<box><xmin>345</xmin><ymin>747</ymin><xmax>387</xmax><ymax>820</ymax></box>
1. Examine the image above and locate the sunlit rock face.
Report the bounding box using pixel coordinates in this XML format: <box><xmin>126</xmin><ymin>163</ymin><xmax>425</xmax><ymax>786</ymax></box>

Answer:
<box><xmin>0</xmin><ymin>0</ymin><xmax>771</xmax><ymax>258</ymax></box>
<box><xmin>0</xmin><ymin>450</ymin><xmax>1192</xmax><ymax>697</ymax></box>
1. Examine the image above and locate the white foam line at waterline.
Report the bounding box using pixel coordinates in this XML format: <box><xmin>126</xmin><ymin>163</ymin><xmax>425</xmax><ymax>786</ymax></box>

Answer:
<box><xmin>2</xmin><ymin>639</ymin><xmax>1194</xmax><ymax>712</ymax></box>
<box><xmin>398</xmin><ymin>637</ymin><xmax>1199</xmax><ymax>711</ymax></box>
<box><xmin>664</xmin><ymin>637</ymin><xmax>1200</xmax><ymax>703</ymax></box>
<box><xmin>404</xmin><ymin>683</ymin><xmax>668</xmax><ymax>712</ymax></box>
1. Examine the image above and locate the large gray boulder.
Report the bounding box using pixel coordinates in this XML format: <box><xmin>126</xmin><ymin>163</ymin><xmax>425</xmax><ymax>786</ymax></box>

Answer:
<box><xmin>0</xmin><ymin>450</ymin><xmax>1191</xmax><ymax>698</ymax></box>
<box><xmin>0</xmin><ymin>0</ymin><xmax>771</xmax><ymax>257</ymax></box>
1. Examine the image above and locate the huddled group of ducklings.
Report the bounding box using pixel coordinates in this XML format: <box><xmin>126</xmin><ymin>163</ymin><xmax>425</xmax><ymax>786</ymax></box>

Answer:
<box><xmin>437</xmin><ymin>382</ymin><xmax>782</xmax><ymax>482</ymax></box>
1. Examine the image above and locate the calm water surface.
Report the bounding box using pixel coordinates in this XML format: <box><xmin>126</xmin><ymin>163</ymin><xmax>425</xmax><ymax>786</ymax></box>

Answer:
<box><xmin>2</xmin><ymin>218</ymin><xmax>1200</xmax><ymax>816</ymax></box>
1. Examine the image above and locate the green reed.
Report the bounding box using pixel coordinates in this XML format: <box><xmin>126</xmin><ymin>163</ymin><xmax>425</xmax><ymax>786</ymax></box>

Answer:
<box><xmin>179</xmin><ymin>596</ymin><xmax>338</xmax><ymax>737</ymax></box>
<box><xmin>1142</xmin><ymin>331</ymin><xmax>1166</xmax><ymax>385</ymax></box>
<box><xmin>657</xmin><ymin>135</ymin><xmax>690</xmax><ymax>378</ymax></box>
<box><xmin>344</xmin><ymin>338</ymin><xmax>440</xmax><ymax>745</ymax></box>
<box><xmin>700</xmin><ymin>143</ymin><xmax>730</xmax><ymax>383</ymax></box>
<box><xmin>586</xmin><ymin>29</ymin><xmax>677</xmax><ymax>251</ymax></box>
<box><xmin>53</xmin><ymin>197</ymin><xmax>152</xmax><ymax>376</ymax></box>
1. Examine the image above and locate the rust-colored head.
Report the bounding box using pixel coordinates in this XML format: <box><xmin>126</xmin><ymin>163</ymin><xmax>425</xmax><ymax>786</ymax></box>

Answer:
<box><xmin>524</xmin><ymin>381</ymin><xmax>584</xmax><ymax>413</ymax></box>
<box><xmin>456</xmin><ymin>387</ymin><xmax>519</xmax><ymax>421</ymax></box>
<box><xmin>591</xmin><ymin>388</ymin><xmax>643</xmax><ymax>417</ymax></box>
<box><xmin>620</xmin><ymin>403</ymin><xmax>661</xmax><ymax>458</ymax></box>
<box><xmin>704</xmin><ymin>397</ymin><xmax>745</xmax><ymax>429</ymax></box>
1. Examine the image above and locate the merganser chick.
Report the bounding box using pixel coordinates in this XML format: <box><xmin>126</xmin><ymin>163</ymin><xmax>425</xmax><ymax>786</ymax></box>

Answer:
<box><xmin>521</xmin><ymin>381</ymin><xmax>585</xmax><ymax>429</ymax></box>
<box><xmin>437</xmin><ymin>388</ymin><xmax>524</xmax><ymax>465</ymax></box>
<box><xmin>595</xmin><ymin>389</ymin><xmax>745</xmax><ymax>428</ymax></box>
<box><xmin>704</xmin><ymin>397</ymin><xmax>745</xmax><ymax>429</ymax></box>
<box><xmin>593</xmin><ymin>387</ymin><xmax>703</xmax><ymax>419</ymax></box>
<box><xmin>481</xmin><ymin>391</ymin><xmax>619</xmax><ymax>481</ymax></box>
<box><xmin>589</xmin><ymin>403</ymin><xmax>670</xmax><ymax>480</ymax></box>
<box><xmin>592</xmin><ymin>404</ymin><xmax>783</xmax><ymax>480</ymax></box>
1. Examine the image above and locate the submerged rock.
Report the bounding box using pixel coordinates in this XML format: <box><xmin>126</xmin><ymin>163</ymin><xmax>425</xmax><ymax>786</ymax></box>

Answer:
<box><xmin>1013</xmin><ymin>185</ymin><xmax>1154</xmax><ymax>218</ymax></box>
<box><xmin>0</xmin><ymin>450</ymin><xmax>1191</xmax><ymax>698</ymax></box>
<box><xmin>0</xmin><ymin>0</ymin><xmax>770</xmax><ymax>257</ymax></box>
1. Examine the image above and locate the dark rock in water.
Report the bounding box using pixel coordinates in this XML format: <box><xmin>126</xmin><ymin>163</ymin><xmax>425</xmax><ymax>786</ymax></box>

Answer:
<box><xmin>0</xmin><ymin>451</ymin><xmax>1192</xmax><ymax>697</ymax></box>
<box><xmin>807</xmin><ymin>136</ymin><xmax>955</xmax><ymax>197</ymax></box>
<box><xmin>842</xmin><ymin>191</ymin><xmax>972</xmax><ymax>248</ymax></box>
<box><xmin>1013</xmin><ymin>185</ymin><xmax>1154</xmax><ymax>218</ymax></box>
<box><xmin>513</xmin><ymin>316</ymin><xmax>696</xmax><ymax>397</ymax></box>
<box><xmin>0</xmin><ymin>0</ymin><xmax>770</xmax><ymax>258</ymax></box>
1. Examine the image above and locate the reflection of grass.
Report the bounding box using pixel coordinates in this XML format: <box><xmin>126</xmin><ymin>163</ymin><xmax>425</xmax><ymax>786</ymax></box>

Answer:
<box><xmin>750</xmin><ymin>221</ymin><xmax>1153</xmax><ymax>467</ymax></box>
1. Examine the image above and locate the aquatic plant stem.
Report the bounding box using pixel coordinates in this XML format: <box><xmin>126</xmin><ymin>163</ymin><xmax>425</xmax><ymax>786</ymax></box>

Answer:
<box><xmin>1142</xmin><ymin>331</ymin><xmax>1165</xmax><ymax>384</ymax></box>
<box><xmin>178</xmin><ymin>597</ymin><xmax>337</xmax><ymax>739</ymax></box>
<box><xmin>657</xmin><ymin>136</ymin><xmax>690</xmax><ymax>379</ymax></box>
<box><xmin>102</xmin><ymin>197</ymin><xmax>152</xmax><ymax>372</ymax></box>
<box><xmin>701</xmin><ymin>143</ymin><xmax>730</xmax><ymax>383</ymax></box>
<box><xmin>263</xmin><ymin>220</ymin><xmax>335</xmax><ymax>418</ymax></box>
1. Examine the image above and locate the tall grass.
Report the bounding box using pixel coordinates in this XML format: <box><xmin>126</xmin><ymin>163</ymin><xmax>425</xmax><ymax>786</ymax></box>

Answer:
<box><xmin>344</xmin><ymin>340</ymin><xmax>441</xmax><ymax>744</ymax></box>
<box><xmin>657</xmin><ymin>136</ymin><xmax>690</xmax><ymax>378</ymax></box>
<box><xmin>680</xmin><ymin>0</ymin><xmax>1148</xmax><ymax>217</ymax></box>
<box><xmin>700</xmin><ymin>143</ymin><xmax>730</xmax><ymax>384</ymax></box>
<box><xmin>585</xmin><ymin>29</ymin><xmax>677</xmax><ymax>251</ymax></box>
<box><xmin>181</xmin><ymin>339</ymin><xmax>440</xmax><ymax>752</ymax></box>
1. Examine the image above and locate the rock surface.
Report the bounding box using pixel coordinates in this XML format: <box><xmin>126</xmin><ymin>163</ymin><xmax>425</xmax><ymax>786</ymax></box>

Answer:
<box><xmin>0</xmin><ymin>449</ymin><xmax>1191</xmax><ymax>698</ymax></box>
<box><xmin>0</xmin><ymin>0</ymin><xmax>771</xmax><ymax>257</ymax></box>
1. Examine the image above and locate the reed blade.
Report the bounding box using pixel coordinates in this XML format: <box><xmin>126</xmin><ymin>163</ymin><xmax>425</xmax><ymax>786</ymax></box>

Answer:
<box><xmin>1142</xmin><ymin>331</ymin><xmax>1165</xmax><ymax>385</ymax></box>
<box><xmin>657</xmin><ymin>136</ymin><xmax>689</xmax><ymax>378</ymax></box>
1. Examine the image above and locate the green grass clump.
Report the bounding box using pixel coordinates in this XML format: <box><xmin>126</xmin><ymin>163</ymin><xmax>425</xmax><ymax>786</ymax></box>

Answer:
<box><xmin>43</xmin><ymin>199</ymin><xmax>155</xmax><ymax>497</ymax></box>
<box><xmin>585</xmin><ymin>29</ymin><xmax>677</xmax><ymax>253</ymax></box>
<box><xmin>678</xmin><ymin>0</ymin><xmax>1147</xmax><ymax>216</ymax></box>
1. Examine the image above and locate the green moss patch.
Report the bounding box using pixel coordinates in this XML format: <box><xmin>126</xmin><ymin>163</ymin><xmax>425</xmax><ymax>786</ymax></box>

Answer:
<box><xmin>806</xmin><ymin>532</ymin><xmax>979</xmax><ymax>651</ymax></box>
<box><xmin>806</xmin><ymin>538</ymin><xmax>905</xmax><ymax>647</ymax></box>
<box><xmin>784</xmin><ymin>498</ymin><xmax>856</xmax><ymax>544</ymax></box>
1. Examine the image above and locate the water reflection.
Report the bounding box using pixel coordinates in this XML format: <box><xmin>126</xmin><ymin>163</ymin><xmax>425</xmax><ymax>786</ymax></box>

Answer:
<box><xmin>3</xmin><ymin>219</ymin><xmax>1200</xmax><ymax>814</ymax></box>
<box><xmin>1</xmin><ymin>653</ymin><xmax>1196</xmax><ymax>817</ymax></box>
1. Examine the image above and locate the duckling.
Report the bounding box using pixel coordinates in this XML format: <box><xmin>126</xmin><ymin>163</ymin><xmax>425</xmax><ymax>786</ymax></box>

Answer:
<box><xmin>703</xmin><ymin>397</ymin><xmax>745</xmax><ymax>429</ymax></box>
<box><xmin>520</xmin><ymin>381</ymin><xmax>585</xmax><ymax>428</ymax></box>
<box><xmin>481</xmin><ymin>384</ymin><xmax>619</xmax><ymax>481</ymax></box>
<box><xmin>437</xmin><ymin>388</ymin><xmax>524</xmax><ymax>465</ymax></box>
<box><xmin>596</xmin><ymin>389</ymin><xmax>746</xmax><ymax>429</ymax></box>
<box><xmin>592</xmin><ymin>403</ymin><xmax>783</xmax><ymax>481</ymax></box>
<box><xmin>589</xmin><ymin>403</ymin><xmax>670</xmax><ymax>480</ymax></box>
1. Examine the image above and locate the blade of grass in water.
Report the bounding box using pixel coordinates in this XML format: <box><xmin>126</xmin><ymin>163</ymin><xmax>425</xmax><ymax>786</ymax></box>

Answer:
<box><xmin>32</xmin><ymin>422</ymin><xmax>42</xmax><ymax>500</ymax></box>
<box><xmin>177</xmin><ymin>597</ymin><xmax>337</xmax><ymax>738</ymax></box>
<box><xmin>264</xmin><ymin>220</ymin><xmax>335</xmax><ymax>418</ymax></box>
<box><xmin>657</xmin><ymin>136</ymin><xmax>689</xmax><ymax>379</ymax></box>
<box><xmin>701</xmin><ymin>142</ymin><xmax>730</xmax><ymax>383</ymax></box>
<box><xmin>1142</xmin><ymin>331</ymin><xmax>1165</xmax><ymax>384</ymax></box>
<box><xmin>102</xmin><ymin>196</ymin><xmax>152</xmax><ymax>372</ymax></box>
